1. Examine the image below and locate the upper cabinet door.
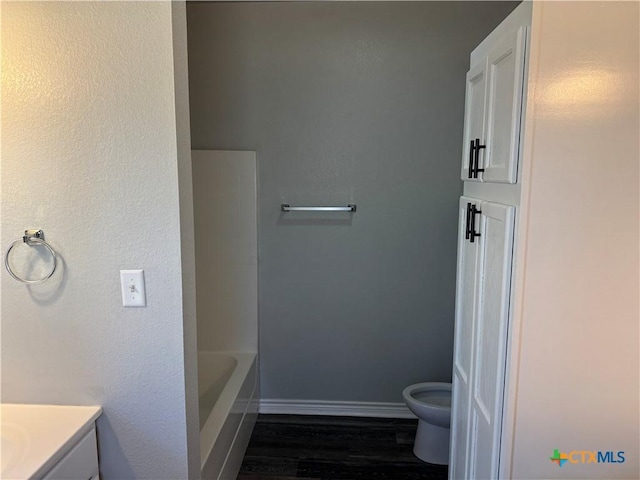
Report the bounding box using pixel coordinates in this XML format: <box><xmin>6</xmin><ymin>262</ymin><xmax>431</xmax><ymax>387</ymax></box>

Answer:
<box><xmin>461</xmin><ymin>60</ymin><xmax>488</xmax><ymax>182</ymax></box>
<box><xmin>461</xmin><ymin>27</ymin><xmax>527</xmax><ymax>184</ymax></box>
<box><xmin>482</xmin><ymin>27</ymin><xmax>527</xmax><ymax>184</ymax></box>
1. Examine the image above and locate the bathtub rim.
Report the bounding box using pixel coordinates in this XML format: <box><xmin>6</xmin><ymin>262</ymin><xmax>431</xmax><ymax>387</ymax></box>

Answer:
<box><xmin>198</xmin><ymin>350</ymin><xmax>257</xmax><ymax>471</ymax></box>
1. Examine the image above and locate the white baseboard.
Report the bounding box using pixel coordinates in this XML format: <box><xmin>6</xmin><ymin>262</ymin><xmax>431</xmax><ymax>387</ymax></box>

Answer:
<box><xmin>258</xmin><ymin>399</ymin><xmax>416</xmax><ymax>419</ymax></box>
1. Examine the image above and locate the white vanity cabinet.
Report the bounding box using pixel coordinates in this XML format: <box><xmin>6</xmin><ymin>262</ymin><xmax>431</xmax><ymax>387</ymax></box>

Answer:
<box><xmin>41</xmin><ymin>427</ymin><xmax>99</xmax><ymax>480</ymax></box>
<box><xmin>460</xmin><ymin>23</ymin><xmax>527</xmax><ymax>184</ymax></box>
<box><xmin>0</xmin><ymin>404</ymin><xmax>102</xmax><ymax>480</ymax></box>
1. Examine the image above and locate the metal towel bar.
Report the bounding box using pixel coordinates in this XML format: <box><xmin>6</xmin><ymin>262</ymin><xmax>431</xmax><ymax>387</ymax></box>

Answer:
<box><xmin>281</xmin><ymin>204</ymin><xmax>356</xmax><ymax>212</ymax></box>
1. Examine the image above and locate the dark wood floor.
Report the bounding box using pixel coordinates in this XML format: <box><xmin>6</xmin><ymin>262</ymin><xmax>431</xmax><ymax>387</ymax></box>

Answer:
<box><xmin>238</xmin><ymin>414</ymin><xmax>448</xmax><ymax>480</ymax></box>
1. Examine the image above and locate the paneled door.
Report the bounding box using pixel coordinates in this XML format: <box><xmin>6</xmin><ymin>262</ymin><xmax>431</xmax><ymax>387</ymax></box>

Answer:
<box><xmin>482</xmin><ymin>27</ymin><xmax>527</xmax><ymax>183</ymax></box>
<box><xmin>460</xmin><ymin>27</ymin><xmax>527</xmax><ymax>184</ymax></box>
<box><xmin>467</xmin><ymin>200</ymin><xmax>515</xmax><ymax>478</ymax></box>
<box><xmin>450</xmin><ymin>197</ymin><xmax>481</xmax><ymax>479</ymax></box>
<box><xmin>450</xmin><ymin>198</ymin><xmax>515</xmax><ymax>479</ymax></box>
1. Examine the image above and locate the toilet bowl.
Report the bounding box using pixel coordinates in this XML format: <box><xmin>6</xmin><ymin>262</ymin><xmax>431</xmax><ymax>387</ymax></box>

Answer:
<box><xmin>402</xmin><ymin>382</ymin><xmax>452</xmax><ymax>465</ymax></box>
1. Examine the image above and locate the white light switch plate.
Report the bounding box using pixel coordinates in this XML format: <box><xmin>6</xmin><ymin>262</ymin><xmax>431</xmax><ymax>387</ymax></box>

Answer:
<box><xmin>120</xmin><ymin>270</ymin><xmax>146</xmax><ymax>307</ymax></box>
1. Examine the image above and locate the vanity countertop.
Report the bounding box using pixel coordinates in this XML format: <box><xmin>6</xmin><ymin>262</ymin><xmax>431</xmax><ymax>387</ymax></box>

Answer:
<box><xmin>1</xmin><ymin>403</ymin><xmax>102</xmax><ymax>480</ymax></box>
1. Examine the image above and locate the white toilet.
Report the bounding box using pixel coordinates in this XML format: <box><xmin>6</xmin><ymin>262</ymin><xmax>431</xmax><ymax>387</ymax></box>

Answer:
<box><xmin>402</xmin><ymin>382</ymin><xmax>452</xmax><ymax>465</ymax></box>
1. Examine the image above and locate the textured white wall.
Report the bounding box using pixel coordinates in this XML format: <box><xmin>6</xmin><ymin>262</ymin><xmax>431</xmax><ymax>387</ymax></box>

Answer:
<box><xmin>1</xmin><ymin>2</ymin><xmax>197</xmax><ymax>479</ymax></box>
<box><xmin>509</xmin><ymin>2</ymin><xmax>639</xmax><ymax>478</ymax></box>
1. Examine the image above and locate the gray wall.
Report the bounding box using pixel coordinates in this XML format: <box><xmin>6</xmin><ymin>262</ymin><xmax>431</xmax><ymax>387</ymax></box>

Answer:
<box><xmin>187</xmin><ymin>1</ymin><xmax>518</xmax><ymax>403</ymax></box>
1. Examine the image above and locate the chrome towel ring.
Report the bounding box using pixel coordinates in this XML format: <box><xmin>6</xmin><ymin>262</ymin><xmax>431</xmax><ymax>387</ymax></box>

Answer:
<box><xmin>5</xmin><ymin>230</ymin><xmax>57</xmax><ymax>284</ymax></box>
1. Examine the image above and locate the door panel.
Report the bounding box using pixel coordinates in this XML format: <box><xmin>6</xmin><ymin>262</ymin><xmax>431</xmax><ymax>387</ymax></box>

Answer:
<box><xmin>452</xmin><ymin>198</ymin><xmax>480</xmax><ymax>381</ymax></box>
<box><xmin>482</xmin><ymin>27</ymin><xmax>527</xmax><ymax>183</ymax></box>
<box><xmin>470</xmin><ymin>410</ymin><xmax>493</xmax><ymax>478</ymax></box>
<box><xmin>451</xmin><ymin>374</ymin><xmax>470</xmax><ymax>480</ymax></box>
<box><xmin>449</xmin><ymin>197</ymin><xmax>481</xmax><ymax>480</ymax></box>
<box><xmin>468</xmin><ymin>201</ymin><xmax>515</xmax><ymax>479</ymax></box>
<box><xmin>461</xmin><ymin>61</ymin><xmax>487</xmax><ymax>181</ymax></box>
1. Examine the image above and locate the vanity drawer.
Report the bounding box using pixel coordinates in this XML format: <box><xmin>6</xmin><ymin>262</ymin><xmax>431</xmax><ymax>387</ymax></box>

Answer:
<box><xmin>42</xmin><ymin>427</ymin><xmax>99</xmax><ymax>480</ymax></box>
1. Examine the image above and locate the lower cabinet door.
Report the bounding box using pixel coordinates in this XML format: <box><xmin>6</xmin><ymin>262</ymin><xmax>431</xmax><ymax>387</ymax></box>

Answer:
<box><xmin>450</xmin><ymin>197</ymin><xmax>482</xmax><ymax>480</ymax></box>
<box><xmin>450</xmin><ymin>198</ymin><xmax>515</xmax><ymax>480</ymax></box>
<box><xmin>41</xmin><ymin>427</ymin><xmax>99</xmax><ymax>480</ymax></box>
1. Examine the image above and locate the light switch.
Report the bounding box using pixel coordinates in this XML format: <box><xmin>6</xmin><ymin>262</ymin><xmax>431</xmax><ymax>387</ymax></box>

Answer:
<box><xmin>120</xmin><ymin>270</ymin><xmax>146</xmax><ymax>307</ymax></box>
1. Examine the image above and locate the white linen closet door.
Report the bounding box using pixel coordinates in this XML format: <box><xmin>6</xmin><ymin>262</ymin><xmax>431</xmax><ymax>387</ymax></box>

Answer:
<box><xmin>449</xmin><ymin>197</ymin><xmax>481</xmax><ymax>480</ymax></box>
<box><xmin>467</xmin><ymin>200</ymin><xmax>515</xmax><ymax>479</ymax></box>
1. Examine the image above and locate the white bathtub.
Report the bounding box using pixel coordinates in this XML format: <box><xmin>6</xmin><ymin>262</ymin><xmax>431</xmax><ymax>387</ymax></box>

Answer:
<box><xmin>198</xmin><ymin>351</ymin><xmax>258</xmax><ymax>480</ymax></box>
